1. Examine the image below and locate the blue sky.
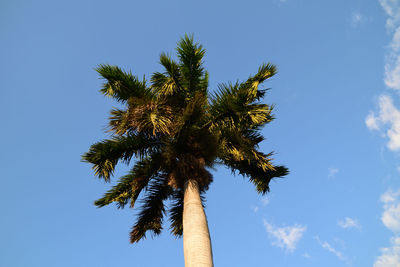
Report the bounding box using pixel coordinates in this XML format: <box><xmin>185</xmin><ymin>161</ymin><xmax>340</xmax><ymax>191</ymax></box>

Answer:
<box><xmin>1</xmin><ymin>0</ymin><xmax>399</xmax><ymax>266</ymax></box>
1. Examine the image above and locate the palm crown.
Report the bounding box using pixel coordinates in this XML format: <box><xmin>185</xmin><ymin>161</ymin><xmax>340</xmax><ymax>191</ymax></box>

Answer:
<box><xmin>83</xmin><ymin>35</ymin><xmax>288</xmax><ymax>244</ymax></box>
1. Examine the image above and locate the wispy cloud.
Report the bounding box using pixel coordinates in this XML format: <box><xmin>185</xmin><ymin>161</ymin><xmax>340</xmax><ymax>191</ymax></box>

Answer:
<box><xmin>379</xmin><ymin>0</ymin><xmax>400</xmax><ymax>30</ymax></box>
<box><xmin>263</xmin><ymin>219</ymin><xmax>306</xmax><ymax>252</ymax></box>
<box><xmin>328</xmin><ymin>167</ymin><xmax>339</xmax><ymax>178</ymax></box>
<box><xmin>366</xmin><ymin>95</ymin><xmax>400</xmax><ymax>151</ymax></box>
<box><xmin>315</xmin><ymin>236</ymin><xmax>346</xmax><ymax>261</ymax></box>
<box><xmin>374</xmin><ymin>188</ymin><xmax>400</xmax><ymax>266</ymax></box>
<box><xmin>385</xmin><ymin>27</ymin><xmax>400</xmax><ymax>90</ymax></box>
<box><xmin>338</xmin><ymin>217</ymin><xmax>361</xmax><ymax>229</ymax></box>
<box><xmin>379</xmin><ymin>0</ymin><xmax>400</xmax><ymax>89</ymax></box>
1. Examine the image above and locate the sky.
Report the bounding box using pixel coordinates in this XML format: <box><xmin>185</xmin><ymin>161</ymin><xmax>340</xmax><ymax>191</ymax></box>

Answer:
<box><xmin>1</xmin><ymin>0</ymin><xmax>399</xmax><ymax>266</ymax></box>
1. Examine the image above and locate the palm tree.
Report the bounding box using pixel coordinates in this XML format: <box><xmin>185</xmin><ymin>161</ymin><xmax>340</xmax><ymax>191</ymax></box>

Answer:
<box><xmin>82</xmin><ymin>35</ymin><xmax>288</xmax><ymax>267</ymax></box>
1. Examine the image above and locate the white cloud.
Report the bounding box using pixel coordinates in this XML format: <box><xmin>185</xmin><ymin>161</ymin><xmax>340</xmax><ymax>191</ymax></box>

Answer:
<box><xmin>315</xmin><ymin>236</ymin><xmax>346</xmax><ymax>261</ymax></box>
<box><xmin>338</xmin><ymin>217</ymin><xmax>361</xmax><ymax>229</ymax></box>
<box><xmin>263</xmin><ymin>219</ymin><xmax>306</xmax><ymax>252</ymax></box>
<box><xmin>365</xmin><ymin>95</ymin><xmax>400</xmax><ymax>151</ymax></box>
<box><xmin>375</xmin><ymin>237</ymin><xmax>400</xmax><ymax>267</ymax></box>
<box><xmin>385</xmin><ymin>38</ymin><xmax>400</xmax><ymax>90</ymax></box>
<box><xmin>328</xmin><ymin>167</ymin><xmax>339</xmax><ymax>178</ymax></box>
<box><xmin>378</xmin><ymin>0</ymin><xmax>400</xmax><ymax>89</ymax></box>
<box><xmin>366</xmin><ymin>112</ymin><xmax>380</xmax><ymax>130</ymax></box>
<box><xmin>379</xmin><ymin>0</ymin><xmax>400</xmax><ymax>29</ymax></box>
<box><xmin>390</xmin><ymin>27</ymin><xmax>400</xmax><ymax>52</ymax></box>
<box><xmin>374</xmin><ymin>188</ymin><xmax>400</xmax><ymax>266</ymax></box>
<box><xmin>321</xmin><ymin>241</ymin><xmax>346</xmax><ymax>260</ymax></box>
<box><xmin>381</xmin><ymin>189</ymin><xmax>400</xmax><ymax>232</ymax></box>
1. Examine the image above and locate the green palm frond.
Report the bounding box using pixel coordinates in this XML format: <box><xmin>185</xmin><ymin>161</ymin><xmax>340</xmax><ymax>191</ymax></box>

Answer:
<box><xmin>177</xmin><ymin>35</ymin><xmax>206</xmax><ymax>94</ymax></box>
<box><xmin>151</xmin><ymin>53</ymin><xmax>182</xmax><ymax>97</ymax></box>
<box><xmin>241</xmin><ymin>63</ymin><xmax>277</xmax><ymax>100</ymax></box>
<box><xmin>130</xmin><ymin>175</ymin><xmax>171</xmax><ymax>243</ymax></box>
<box><xmin>82</xmin><ymin>133</ymin><xmax>159</xmax><ymax>181</ymax></box>
<box><xmin>222</xmin><ymin>154</ymin><xmax>288</xmax><ymax>194</ymax></box>
<box><xmin>128</xmin><ymin>101</ymin><xmax>173</xmax><ymax>135</ymax></box>
<box><xmin>173</xmin><ymin>91</ymin><xmax>208</xmax><ymax>134</ymax></box>
<box><xmin>210</xmin><ymin>80</ymin><xmax>274</xmax><ymax>132</ymax></box>
<box><xmin>217</xmin><ymin>127</ymin><xmax>279</xmax><ymax>184</ymax></box>
<box><xmin>108</xmin><ymin>108</ymin><xmax>131</xmax><ymax>135</ymax></box>
<box><xmin>94</xmin><ymin>153</ymin><xmax>163</xmax><ymax>208</ymax></box>
<box><xmin>169</xmin><ymin>189</ymin><xmax>184</xmax><ymax>237</ymax></box>
<box><xmin>242</xmin><ymin>103</ymin><xmax>274</xmax><ymax>127</ymax></box>
<box><xmin>151</xmin><ymin>72</ymin><xmax>177</xmax><ymax>97</ymax></box>
<box><xmin>96</xmin><ymin>64</ymin><xmax>154</xmax><ymax>102</ymax></box>
<box><xmin>220</xmin><ymin>140</ymin><xmax>274</xmax><ymax>170</ymax></box>
<box><xmin>209</xmin><ymin>82</ymin><xmax>247</xmax><ymax>129</ymax></box>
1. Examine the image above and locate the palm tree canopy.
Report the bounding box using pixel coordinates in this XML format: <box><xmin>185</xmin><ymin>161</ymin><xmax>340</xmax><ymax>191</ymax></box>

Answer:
<box><xmin>82</xmin><ymin>35</ymin><xmax>288</xmax><ymax>243</ymax></box>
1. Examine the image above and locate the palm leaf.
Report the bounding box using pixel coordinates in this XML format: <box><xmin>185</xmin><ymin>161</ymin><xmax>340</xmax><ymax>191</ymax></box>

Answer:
<box><xmin>241</xmin><ymin>63</ymin><xmax>277</xmax><ymax>100</ymax></box>
<box><xmin>169</xmin><ymin>189</ymin><xmax>184</xmax><ymax>237</ymax></box>
<box><xmin>96</xmin><ymin>64</ymin><xmax>154</xmax><ymax>102</ymax></box>
<box><xmin>150</xmin><ymin>53</ymin><xmax>182</xmax><ymax>97</ymax></box>
<box><xmin>130</xmin><ymin>175</ymin><xmax>171</xmax><ymax>243</ymax></box>
<box><xmin>128</xmin><ymin>101</ymin><xmax>173</xmax><ymax>136</ymax></box>
<box><xmin>177</xmin><ymin>35</ymin><xmax>206</xmax><ymax>94</ymax></box>
<box><xmin>94</xmin><ymin>153</ymin><xmax>163</xmax><ymax>208</ymax></box>
<box><xmin>222</xmin><ymin>155</ymin><xmax>288</xmax><ymax>194</ymax></box>
<box><xmin>82</xmin><ymin>133</ymin><xmax>159</xmax><ymax>181</ymax></box>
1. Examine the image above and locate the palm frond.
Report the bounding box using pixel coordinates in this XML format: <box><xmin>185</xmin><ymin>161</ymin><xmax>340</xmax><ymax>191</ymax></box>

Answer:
<box><xmin>150</xmin><ymin>53</ymin><xmax>182</xmax><ymax>97</ymax></box>
<box><xmin>94</xmin><ymin>153</ymin><xmax>163</xmax><ymax>208</ymax></box>
<box><xmin>96</xmin><ymin>64</ymin><xmax>154</xmax><ymax>102</ymax></box>
<box><xmin>82</xmin><ymin>133</ymin><xmax>159</xmax><ymax>181</ymax></box>
<box><xmin>172</xmin><ymin>91</ymin><xmax>208</xmax><ymax>135</ymax></box>
<box><xmin>177</xmin><ymin>34</ymin><xmax>206</xmax><ymax>94</ymax></box>
<box><xmin>108</xmin><ymin>108</ymin><xmax>131</xmax><ymax>135</ymax></box>
<box><xmin>208</xmin><ymin>82</ymin><xmax>245</xmax><ymax>128</ymax></box>
<box><xmin>129</xmin><ymin>101</ymin><xmax>173</xmax><ymax>135</ymax></box>
<box><xmin>241</xmin><ymin>63</ymin><xmax>277</xmax><ymax>100</ymax></box>
<box><xmin>217</xmin><ymin>127</ymin><xmax>276</xmax><ymax>171</ymax></box>
<box><xmin>210</xmin><ymin>81</ymin><xmax>274</xmax><ymax>132</ymax></box>
<box><xmin>169</xmin><ymin>189</ymin><xmax>184</xmax><ymax>237</ymax></box>
<box><xmin>130</xmin><ymin>175</ymin><xmax>171</xmax><ymax>243</ymax></box>
<box><xmin>151</xmin><ymin>72</ymin><xmax>177</xmax><ymax>97</ymax></box>
<box><xmin>222</xmin><ymin>154</ymin><xmax>288</xmax><ymax>194</ymax></box>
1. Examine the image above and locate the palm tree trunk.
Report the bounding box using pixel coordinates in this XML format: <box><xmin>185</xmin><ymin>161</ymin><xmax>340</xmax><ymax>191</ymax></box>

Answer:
<box><xmin>183</xmin><ymin>179</ymin><xmax>214</xmax><ymax>267</ymax></box>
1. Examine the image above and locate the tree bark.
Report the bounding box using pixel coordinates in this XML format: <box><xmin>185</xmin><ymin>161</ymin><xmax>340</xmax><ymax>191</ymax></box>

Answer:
<box><xmin>183</xmin><ymin>179</ymin><xmax>214</xmax><ymax>267</ymax></box>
